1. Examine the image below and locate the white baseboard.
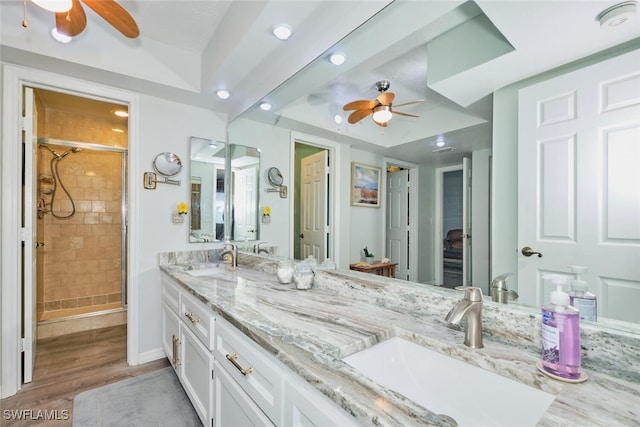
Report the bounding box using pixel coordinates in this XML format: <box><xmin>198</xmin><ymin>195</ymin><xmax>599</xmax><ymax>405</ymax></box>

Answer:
<box><xmin>137</xmin><ymin>347</ymin><xmax>166</xmax><ymax>365</ymax></box>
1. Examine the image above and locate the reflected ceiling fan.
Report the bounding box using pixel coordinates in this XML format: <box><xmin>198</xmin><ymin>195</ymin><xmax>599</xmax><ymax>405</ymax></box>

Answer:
<box><xmin>25</xmin><ymin>0</ymin><xmax>139</xmax><ymax>38</ymax></box>
<box><xmin>342</xmin><ymin>80</ymin><xmax>423</xmax><ymax>127</ymax></box>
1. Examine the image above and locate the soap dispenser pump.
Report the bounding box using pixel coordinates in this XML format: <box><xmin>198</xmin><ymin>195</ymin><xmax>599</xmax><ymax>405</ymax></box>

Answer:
<box><xmin>568</xmin><ymin>265</ymin><xmax>597</xmax><ymax>322</ymax></box>
<box><xmin>541</xmin><ymin>276</ymin><xmax>581</xmax><ymax>380</ymax></box>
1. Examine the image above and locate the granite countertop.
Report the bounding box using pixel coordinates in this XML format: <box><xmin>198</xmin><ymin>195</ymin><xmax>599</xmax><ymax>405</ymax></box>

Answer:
<box><xmin>159</xmin><ymin>251</ymin><xmax>640</xmax><ymax>426</ymax></box>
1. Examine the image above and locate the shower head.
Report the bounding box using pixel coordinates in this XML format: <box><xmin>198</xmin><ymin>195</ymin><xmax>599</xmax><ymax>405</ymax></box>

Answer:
<box><xmin>59</xmin><ymin>147</ymin><xmax>82</xmax><ymax>159</ymax></box>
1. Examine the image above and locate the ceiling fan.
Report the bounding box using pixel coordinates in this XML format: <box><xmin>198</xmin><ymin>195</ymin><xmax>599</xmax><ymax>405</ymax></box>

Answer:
<box><xmin>342</xmin><ymin>80</ymin><xmax>423</xmax><ymax>127</ymax></box>
<box><xmin>26</xmin><ymin>0</ymin><xmax>139</xmax><ymax>38</ymax></box>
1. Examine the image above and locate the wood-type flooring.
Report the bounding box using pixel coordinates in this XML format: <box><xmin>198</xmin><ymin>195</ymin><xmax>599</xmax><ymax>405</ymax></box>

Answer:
<box><xmin>1</xmin><ymin>324</ymin><xmax>169</xmax><ymax>426</ymax></box>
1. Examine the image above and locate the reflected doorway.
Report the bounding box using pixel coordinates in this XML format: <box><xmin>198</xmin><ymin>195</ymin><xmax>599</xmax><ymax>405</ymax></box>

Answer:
<box><xmin>436</xmin><ymin>160</ymin><xmax>472</xmax><ymax>288</ymax></box>
<box><xmin>294</xmin><ymin>143</ymin><xmax>329</xmax><ymax>262</ymax></box>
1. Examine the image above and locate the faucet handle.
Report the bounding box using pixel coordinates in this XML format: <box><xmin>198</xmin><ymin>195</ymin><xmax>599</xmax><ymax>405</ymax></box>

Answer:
<box><xmin>464</xmin><ymin>287</ymin><xmax>483</xmax><ymax>302</ymax></box>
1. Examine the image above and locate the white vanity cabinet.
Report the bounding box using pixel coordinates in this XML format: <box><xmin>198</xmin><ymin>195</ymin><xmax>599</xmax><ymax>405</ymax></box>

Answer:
<box><xmin>161</xmin><ymin>274</ymin><xmax>214</xmax><ymax>426</ymax></box>
<box><xmin>161</xmin><ymin>271</ymin><xmax>359</xmax><ymax>427</ymax></box>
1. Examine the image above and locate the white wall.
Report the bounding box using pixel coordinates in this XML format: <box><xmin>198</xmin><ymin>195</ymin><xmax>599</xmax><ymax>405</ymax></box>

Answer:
<box><xmin>136</xmin><ymin>94</ymin><xmax>226</xmax><ymax>356</ymax></box>
<box><xmin>349</xmin><ymin>149</ymin><xmax>385</xmax><ymax>263</ymax></box>
<box><xmin>472</xmin><ymin>148</ymin><xmax>491</xmax><ymax>292</ymax></box>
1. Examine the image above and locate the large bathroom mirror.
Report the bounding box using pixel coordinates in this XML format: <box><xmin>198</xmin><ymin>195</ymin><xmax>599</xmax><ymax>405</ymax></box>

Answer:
<box><xmin>228</xmin><ymin>144</ymin><xmax>260</xmax><ymax>242</ymax></box>
<box><xmin>189</xmin><ymin>137</ymin><xmax>226</xmax><ymax>242</ymax></box>
<box><xmin>226</xmin><ymin>0</ymin><xmax>639</xmax><ymax>332</ymax></box>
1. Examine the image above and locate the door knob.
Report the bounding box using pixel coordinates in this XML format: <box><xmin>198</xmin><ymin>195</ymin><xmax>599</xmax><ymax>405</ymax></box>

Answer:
<box><xmin>521</xmin><ymin>246</ymin><xmax>542</xmax><ymax>257</ymax></box>
<box><xmin>299</xmin><ymin>233</ymin><xmax>304</xmax><ymax>239</ymax></box>
<box><xmin>35</xmin><ymin>241</ymin><xmax>45</xmax><ymax>248</ymax></box>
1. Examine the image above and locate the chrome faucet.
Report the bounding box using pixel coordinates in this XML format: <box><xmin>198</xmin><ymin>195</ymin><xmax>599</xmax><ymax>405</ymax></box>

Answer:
<box><xmin>490</xmin><ymin>273</ymin><xmax>518</xmax><ymax>304</ymax></box>
<box><xmin>445</xmin><ymin>287</ymin><xmax>484</xmax><ymax>348</ymax></box>
<box><xmin>253</xmin><ymin>242</ymin><xmax>269</xmax><ymax>254</ymax></box>
<box><xmin>221</xmin><ymin>242</ymin><xmax>238</xmax><ymax>269</ymax></box>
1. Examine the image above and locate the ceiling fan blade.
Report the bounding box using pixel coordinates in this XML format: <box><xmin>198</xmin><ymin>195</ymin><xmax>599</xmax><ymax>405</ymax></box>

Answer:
<box><xmin>348</xmin><ymin>109</ymin><xmax>373</xmax><ymax>124</ymax></box>
<box><xmin>393</xmin><ymin>110</ymin><xmax>420</xmax><ymax>118</ymax></box>
<box><xmin>81</xmin><ymin>0</ymin><xmax>139</xmax><ymax>38</ymax></box>
<box><xmin>376</xmin><ymin>92</ymin><xmax>395</xmax><ymax>105</ymax></box>
<box><xmin>55</xmin><ymin>0</ymin><xmax>86</xmax><ymax>37</ymax></box>
<box><xmin>343</xmin><ymin>99</ymin><xmax>377</xmax><ymax>111</ymax></box>
<box><xmin>393</xmin><ymin>99</ymin><xmax>424</xmax><ymax>108</ymax></box>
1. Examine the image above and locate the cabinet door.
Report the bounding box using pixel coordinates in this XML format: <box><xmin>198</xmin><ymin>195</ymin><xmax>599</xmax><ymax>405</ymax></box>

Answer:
<box><xmin>180</xmin><ymin>325</ymin><xmax>214</xmax><ymax>427</ymax></box>
<box><xmin>161</xmin><ymin>302</ymin><xmax>181</xmax><ymax>369</ymax></box>
<box><xmin>214</xmin><ymin>361</ymin><xmax>274</xmax><ymax>427</ymax></box>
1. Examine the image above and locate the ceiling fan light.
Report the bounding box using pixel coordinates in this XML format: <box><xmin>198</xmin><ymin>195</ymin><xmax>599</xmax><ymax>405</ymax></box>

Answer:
<box><xmin>51</xmin><ymin>27</ymin><xmax>72</xmax><ymax>43</ymax></box>
<box><xmin>372</xmin><ymin>105</ymin><xmax>392</xmax><ymax>123</ymax></box>
<box><xmin>32</xmin><ymin>0</ymin><xmax>72</xmax><ymax>13</ymax></box>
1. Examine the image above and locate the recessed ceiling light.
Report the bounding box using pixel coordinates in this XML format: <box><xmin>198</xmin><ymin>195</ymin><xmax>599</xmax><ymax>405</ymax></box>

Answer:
<box><xmin>597</xmin><ymin>1</ymin><xmax>637</xmax><ymax>28</ymax></box>
<box><xmin>113</xmin><ymin>110</ymin><xmax>128</xmax><ymax>118</ymax></box>
<box><xmin>260</xmin><ymin>102</ymin><xmax>272</xmax><ymax>111</ymax></box>
<box><xmin>329</xmin><ymin>52</ymin><xmax>347</xmax><ymax>66</ymax></box>
<box><xmin>33</xmin><ymin>0</ymin><xmax>72</xmax><ymax>12</ymax></box>
<box><xmin>216</xmin><ymin>89</ymin><xmax>230</xmax><ymax>99</ymax></box>
<box><xmin>272</xmin><ymin>24</ymin><xmax>293</xmax><ymax>40</ymax></box>
<box><xmin>435</xmin><ymin>139</ymin><xmax>446</xmax><ymax>147</ymax></box>
<box><xmin>50</xmin><ymin>27</ymin><xmax>72</xmax><ymax>43</ymax></box>
<box><xmin>334</xmin><ymin>114</ymin><xmax>343</xmax><ymax>124</ymax></box>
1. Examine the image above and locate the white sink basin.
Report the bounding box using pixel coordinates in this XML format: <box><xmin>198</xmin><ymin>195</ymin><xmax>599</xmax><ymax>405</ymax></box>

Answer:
<box><xmin>343</xmin><ymin>337</ymin><xmax>554</xmax><ymax>426</ymax></box>
<box><xmin>186</xmin><ymin>267</ymin><xmax>226</xmax><ymax>277</ymax></box>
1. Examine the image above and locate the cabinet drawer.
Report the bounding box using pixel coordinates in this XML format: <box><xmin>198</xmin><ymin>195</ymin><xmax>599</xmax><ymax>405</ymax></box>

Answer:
<box><xmin>161</xmin><ymin>273</ymin><xmax>181</xmax><ymax>315</ymax></box>
<box><xmin>180</xmin><ymin>290</ymin><xmax>215</xmax><ymax>350</ymax></box>
<box><xmin>214</xmin><ymin>317</ymin><xmax>285</xmax><ymax>425</ymax></box>
<box><xmin>214</xmin><ymin>361</ymin><xmax>274</xmax><ymax>427</ymax></box>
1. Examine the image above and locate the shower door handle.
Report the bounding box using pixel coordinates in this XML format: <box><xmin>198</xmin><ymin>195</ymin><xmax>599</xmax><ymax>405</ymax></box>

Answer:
<box><xmin>35</xmin><ymin>241</ymin><xmax>45</xmax><ymax>248</ymax></box>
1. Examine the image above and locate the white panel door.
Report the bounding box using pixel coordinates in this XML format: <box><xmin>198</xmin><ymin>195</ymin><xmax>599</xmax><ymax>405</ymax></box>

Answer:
<box><xmin>233</xmin><ymin>166</ymin><xmax>258</xmax><ymax>240</ymax></box>
<box><xmin>518</xmin><ymin>50</ymin><xmax>640</xmax><ymax>323</ymax></box>
<box><xmin>23</xmin><ymin>87</ymin><xmax>37</xmax><ymax>384</ymax></box>
<box><xmin>387</xmin><ymin>169</ymin><xmax>409</xmax><ymax>279</ymax></box>
<box><xmin>300</xmin><ymin>150</ymin><xmax>328</xmax><ymax>262</ymax></box>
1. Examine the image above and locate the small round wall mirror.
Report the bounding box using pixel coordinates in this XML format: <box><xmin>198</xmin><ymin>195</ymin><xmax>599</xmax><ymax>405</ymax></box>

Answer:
<box><xmin>153</xmin><ymin>152</ymin><xmax>183</xmax><ymax>177</ymax></box>
<box><xmin>267</xmin><ymin>167</ymin><xmax>283</xmax><ymax>187</ymax></box>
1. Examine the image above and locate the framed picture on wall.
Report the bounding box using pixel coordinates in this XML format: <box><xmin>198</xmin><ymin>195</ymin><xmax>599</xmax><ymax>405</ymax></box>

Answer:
<box><xmin>351</xmin><ymin>162</ymin><xmax>382</xmax><ymax>207</ymax></box>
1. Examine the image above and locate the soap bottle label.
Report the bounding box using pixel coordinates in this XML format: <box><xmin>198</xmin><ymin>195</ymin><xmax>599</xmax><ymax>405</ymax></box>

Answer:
<box><xmin>541</xmin><ymin>320</ymin><xmax>560</xmax><ymax>363</ymax></box>
<box><xmin>571</xmin><ymin>297</ymin><xmax>597</xmax><ymax>321</ymax></box>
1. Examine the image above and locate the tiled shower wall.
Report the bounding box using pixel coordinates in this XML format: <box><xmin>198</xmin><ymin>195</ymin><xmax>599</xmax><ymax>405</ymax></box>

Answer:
<box><xmin>36</xmin><ymin>104</ymin><xmax>127</xmax><ymax>320</ymax></box>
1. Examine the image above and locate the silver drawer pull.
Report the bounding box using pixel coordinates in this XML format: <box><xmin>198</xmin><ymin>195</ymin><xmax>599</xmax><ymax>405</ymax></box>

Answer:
<box><xmin>184</xmin><ymin>312</ymin><xmax>200</xmax><ymax>324</ymax></box>
<box><xmin>226</xmin><ymin>353</ymin><xmax>253</xmax><ymax>376</ymax></box>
